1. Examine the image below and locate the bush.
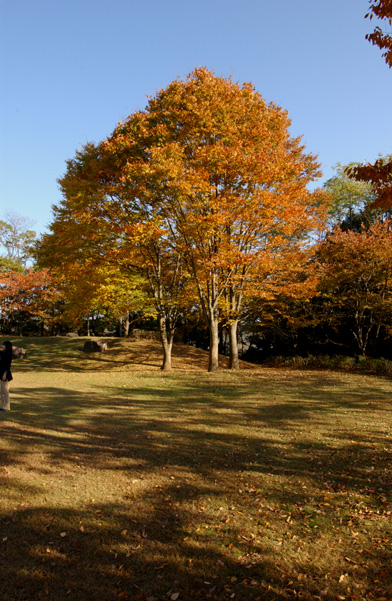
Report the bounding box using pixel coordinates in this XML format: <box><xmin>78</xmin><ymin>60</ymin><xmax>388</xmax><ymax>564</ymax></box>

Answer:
<box><xmin>265</xmin><ymin>354</ymin><xmax>392</xmax><ymax>376</ymax></box>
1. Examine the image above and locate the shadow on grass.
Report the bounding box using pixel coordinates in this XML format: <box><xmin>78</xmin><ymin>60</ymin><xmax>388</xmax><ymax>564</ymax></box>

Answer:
<box><xmin>1</xmin><ymin>373</ymin><xmax>391</xmax><ymax>601</ymax></box>
<box><xmin>3</xmin><ymin>374</ymin><xmax>392</xmax><ymax>493</ymax></box>
<box><xmin>0</xmin><ymin>494</ymin><xmax>296</xmax><ymax>601</ymax></box>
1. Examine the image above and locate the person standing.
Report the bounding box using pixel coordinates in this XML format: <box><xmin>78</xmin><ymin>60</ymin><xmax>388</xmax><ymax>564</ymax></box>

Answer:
<box><xmin>0</xmin><ymin>341</ymin><xmax>13</xmax><ymax>411</ymax></box>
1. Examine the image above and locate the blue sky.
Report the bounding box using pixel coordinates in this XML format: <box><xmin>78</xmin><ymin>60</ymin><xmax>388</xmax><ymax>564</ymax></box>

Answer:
<box><xmin>1</xmin><ymin>0</ymin><xmax>391</xmax><ymax>236</ymax></box>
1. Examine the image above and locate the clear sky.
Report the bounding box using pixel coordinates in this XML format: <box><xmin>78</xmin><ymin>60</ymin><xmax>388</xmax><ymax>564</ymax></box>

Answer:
<box><xmin>1</xmin><ymin>0</ymin><xmax>391</xmax><ymax>236</ymax></box>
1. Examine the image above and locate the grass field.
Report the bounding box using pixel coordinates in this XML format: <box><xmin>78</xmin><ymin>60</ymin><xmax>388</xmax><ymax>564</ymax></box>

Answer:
<box><xmin>0</xmin><ymin>337</ymin><xmax>391</xmax><ymax>601</ymax></box>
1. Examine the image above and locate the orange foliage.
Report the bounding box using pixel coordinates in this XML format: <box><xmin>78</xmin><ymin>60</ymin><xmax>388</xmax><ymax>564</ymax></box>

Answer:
<box><xmin>365</xmin><ymin>0</ymin><xmax>392</xmax><ymax>67</ymax></box>
<box><xmin>44</xmin><ymin>68</ymin><xmax>330</xmax><ymax>370</ymax></box>
<box><xmin>0</xmin><ymin>268</ymin><xmax>55</xmax><ymax>321</ymax></box>
<box><xmin>317</xmin><ymin>220</ymin><xmax>392</xmax><ymax>355</ymax></box>
<box><xmin>102</xmin><ymin>68</ymin><xmax>329</xmax><ymax>369</ymax></box>
<box><xmin>347</xmin><ymin>157</ymin><xmax>392</xmax><ymax>209</ymax></box>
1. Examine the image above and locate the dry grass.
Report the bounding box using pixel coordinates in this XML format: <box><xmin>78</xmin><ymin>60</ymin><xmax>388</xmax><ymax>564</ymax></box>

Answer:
<box><xmin>0</xmin><ymin>337</ymin><xmax>391</xmax><ymax>601</ymax></box>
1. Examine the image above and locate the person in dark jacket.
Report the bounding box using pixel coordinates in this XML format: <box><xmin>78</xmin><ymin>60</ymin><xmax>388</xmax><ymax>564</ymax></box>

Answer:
<box><xmin>0</xmin><ymin>341</ymin><xmax>13</xmax><ymax>411</ymax></box>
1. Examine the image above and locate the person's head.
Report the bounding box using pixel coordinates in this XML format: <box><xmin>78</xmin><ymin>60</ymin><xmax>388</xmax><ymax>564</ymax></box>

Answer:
<box><xmin>1</xmin><ymin>341</ymin><xmax>12</xmax><ymax>355</ymax></box>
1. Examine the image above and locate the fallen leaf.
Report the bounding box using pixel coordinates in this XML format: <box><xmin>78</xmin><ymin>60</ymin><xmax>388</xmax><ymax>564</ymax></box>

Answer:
<box><xmin>171</xmin><ymin>594</ymin><xmax>180</xmax><ymax>601</ymax></box>
<box><xmin>60</xmin><ymin>532</ymin><xmax>67</xmax><ymax>538</ymax></box>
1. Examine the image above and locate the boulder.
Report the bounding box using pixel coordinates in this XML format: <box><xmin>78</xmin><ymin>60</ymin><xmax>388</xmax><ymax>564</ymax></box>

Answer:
<box><xmin>83</xmin><ymin>340</ymin><xmax>108</xmax><ymax>353</ymax></box>
<box><xmin>12</xmin><ymin>347</ymin><xmax>25</xmax><ymax>359</ymax></box>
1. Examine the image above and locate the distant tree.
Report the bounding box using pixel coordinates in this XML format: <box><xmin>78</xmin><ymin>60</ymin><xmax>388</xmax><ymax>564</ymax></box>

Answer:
<box><xmin>0</xmin><ymin>212</ymin><xmax>36</xmax><ymax>267</ymax></box>
<box><xmin>0</xmin><ymin>256</ymin><xmax>25</xmax><ymax>273</ymax></box>
<box><xmin>323</xmin><ymin>163</ymin><xmax>380</xmax><ymax>231</ymax></box>
<box><xmin>317</xmin><ymin>220</ymin><xmax>392</xmax><ymax>356</ymax></box>
<box><xmin>0</xmin><ymin>268</ymin><xmax>55</xmax><ymax>335</ymax></box>
<box><xmin>239</xmin><ymin>253</ymin><xmax>321</xmax><ymax>360</ymax></box>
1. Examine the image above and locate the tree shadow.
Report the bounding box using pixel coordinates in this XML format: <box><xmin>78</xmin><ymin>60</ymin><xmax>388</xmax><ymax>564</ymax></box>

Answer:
<box><xmin>1</xmin><ymin>371</ymin><xmax>391</xmax><ymax>600</ymax></box>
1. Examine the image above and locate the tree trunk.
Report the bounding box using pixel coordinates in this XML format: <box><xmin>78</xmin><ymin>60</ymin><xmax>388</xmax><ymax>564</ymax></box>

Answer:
<box><xmin>160</xmin><ymin>336</ymin><xmax>173</xmax><ymax>371</ymax></box>
<box><xmin>228</xmin><ymin>320</ymin><xmax>240</xmax><ymax>369</ymax></box>
<box><xmin>352</xmin><ymin>319</ymin><xmax>369</xmax><ymax>357</ymax></box>
<box><xmin>158</xmin><ymin>313</ymin><xmax>173</xmax><ymax>371</ymax></box>
<box><xmin>124</xmin><ymin>313</ymin><xmax>130</xmax><ymax>337</ymax></box>
<box><xmin>208</xmin><ymin>310</ymin><xmax>220</xmax><ymax>372</ymax></box>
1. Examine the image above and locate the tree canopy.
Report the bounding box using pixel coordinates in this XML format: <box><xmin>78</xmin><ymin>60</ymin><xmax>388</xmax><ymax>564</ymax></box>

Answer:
<box><xmin>317</xmin><ymin>220</ymin><xmax>392</xmax><ymax>356</ymax></box>
<box><xmin>42</xmin><ymin>68</ymin><xmax>329</xmax><ymax>370</ymax></box>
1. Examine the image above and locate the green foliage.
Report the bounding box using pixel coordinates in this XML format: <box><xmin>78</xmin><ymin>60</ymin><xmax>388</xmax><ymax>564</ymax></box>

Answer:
<box><xmin>0</xmin><ymin>256</ymin><xmax>25</xmax><ymax>273</ymax></box>
<box><xmin>323</xmin><ymin>163</ymin><xmax>378</xmax><ymax>230</ymax></box>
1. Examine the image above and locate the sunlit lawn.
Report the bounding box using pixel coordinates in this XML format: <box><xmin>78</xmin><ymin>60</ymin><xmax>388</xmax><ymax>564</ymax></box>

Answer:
<box><xmin>0</xmin><ymin>338</ymin><xmax>391</xmax><ymax>601</ymax></box>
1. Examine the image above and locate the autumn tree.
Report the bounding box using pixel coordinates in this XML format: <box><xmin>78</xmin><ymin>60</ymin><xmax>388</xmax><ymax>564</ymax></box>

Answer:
<box><xmin>101</xmin><ymin>68</ymin><xmax>329</xmax><ymax>371</ymax></box>
<box><xmin>317</xmin><ymin>220</ymin><xmax>392</xmax><ymax>356</ymax></box>
<box><xmin>36</xmin><ymin>188</ymin><xmax>150</xmax><ymax>338</ymax></box>
<box><xmin>237</xmin><ymin>249</ymin><xmax>322</xmax><ymax>360</ymax></box>
<box><xmin>46</xmin><ymin>141</ymin><xmax>192</xmax><ymax>370</ymax></box>
<box><xmin>0</xmin><ymin>268</ymin><xmax>55</xmax><ymax>335</ymax></box>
